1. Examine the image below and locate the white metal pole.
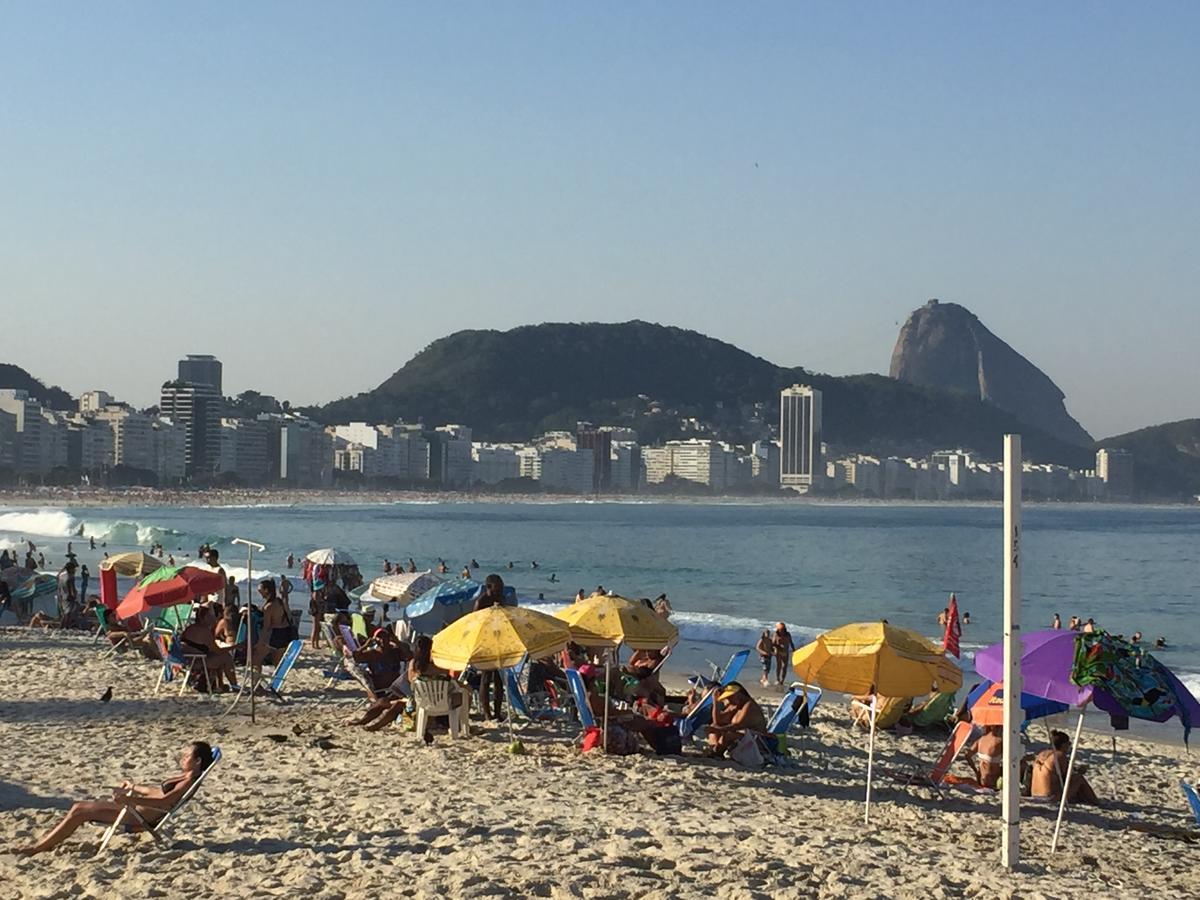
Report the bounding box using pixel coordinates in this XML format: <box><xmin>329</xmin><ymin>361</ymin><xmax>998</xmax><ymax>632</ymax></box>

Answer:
<box><xmin>603</xmin><ymin>650</ymin><xmax>612</xmax><ymax>752</ymax></box>
<box><xmin>865</xmin><ymin>694</ymin><xmax>877</xmax><ymax>825</ymax></box>
<box><xmin>1051</xmin><ymin>707</ymin><xmax>1086</xmax><ymax>853</ymax></box>
<box><xmin>1002</xmin><ymin>434</ymin><xmax>1022</xmax><ymax>869</ymax></box>
<box><xmin>231</xmin><ymin>538</ymin><xmax>265</xmax><ymax>724</ymax></box>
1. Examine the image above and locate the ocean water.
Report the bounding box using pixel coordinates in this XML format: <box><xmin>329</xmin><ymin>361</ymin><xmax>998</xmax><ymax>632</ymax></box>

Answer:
<box><xmin>2</xmin><ymin>501</ymin><xmax>1198</xmax><ymax>696</ymax></box>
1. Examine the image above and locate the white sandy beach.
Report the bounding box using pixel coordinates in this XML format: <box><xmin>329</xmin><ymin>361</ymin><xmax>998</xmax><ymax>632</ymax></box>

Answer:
<box><xmin>1</xmin><ymin>629</ymin><xmax>1198</xmax><ymax>899</ymax></box>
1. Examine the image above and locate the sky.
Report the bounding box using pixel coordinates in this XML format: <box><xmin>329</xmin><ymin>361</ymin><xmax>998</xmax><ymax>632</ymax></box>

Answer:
<box><xmin>2</xmin><ymin>3</ymin><xmax>1197</xmax><ymax>439</ymax></box>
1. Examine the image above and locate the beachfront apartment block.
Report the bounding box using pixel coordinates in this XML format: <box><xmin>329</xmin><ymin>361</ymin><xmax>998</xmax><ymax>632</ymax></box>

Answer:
<box><xmin>217</xmin><ymin>418</ymin><xmax>272</xmax><ymax>484</ymax></box>
<box><xmin>780</xmin><ymin>385</ymin><xmax>822</xmax><ymax>493</ymax></box>
<box><xmin>539</xmin><ymin>446</ymin><xmax>595</xmax><ymax>493</ymax></box>
<box><xmin>471</xmin><ymin>444</ymin><xmax>520</xmax><ymax>485</ymax></box>
<box><xmin>0</xmin><ymin>389</ymin><xmax>45</xmax><ymax>475</ymax></box>
<box><xmin>160</xmin><ymin>380</ymin><xmax>222</xmax><ymax>476</ymax></box>
<box><xmin>177</xmin><ymin>354</ymin><xmax>223</xmax><ymax>395</ymax></box>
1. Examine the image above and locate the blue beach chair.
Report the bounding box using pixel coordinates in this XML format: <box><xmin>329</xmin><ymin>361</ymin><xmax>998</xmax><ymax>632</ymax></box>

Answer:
<box><xmin>565</xmin><ymin>668</ymin><xmax>597</xmax><ymax>730</ymax></box>
<box><xmin>505</xmin><ymin>669</ymin><xmax>567</xmax><ymax>727</ymax></box>
<box><xmin>1183</xmin><ymin>780</ymin><xmax>1200</xmax><ymax>827</ymax></box>
<box><xmin>678</xmin><ymin>649</ymin><xmax>751</xmax><ymax>739</ymax></box>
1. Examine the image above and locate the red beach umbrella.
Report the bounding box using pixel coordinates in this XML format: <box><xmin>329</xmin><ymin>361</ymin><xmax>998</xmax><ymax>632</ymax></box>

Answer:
<box><xmin>115</xmin><ymin>564</ymin><xmax>226</xmax><ymax>620</ymax></box>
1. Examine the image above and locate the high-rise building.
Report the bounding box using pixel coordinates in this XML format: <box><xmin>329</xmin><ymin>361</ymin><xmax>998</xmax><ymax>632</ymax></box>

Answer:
<box><xmin>94</xmin><ymin>405</ymin><xmax>155</xmax><ymax>471</ymax></box>
<box><xmin>780</xmin><ymin>384</ymin><xmax>822</xmax><ymax>492</ymax></box>
<box><xmin>78</xmin><ymin>390</ymin><xmax>113</xmax><ymax>414</ymax></box>
<box><xmin>576</xmin><ymin>428</ymin><xmax>613</xmax><ymax>492</ymax></box>
<box><xmin>0</xmin><ymin>389</ymin><xmax>45</xmax><ymax>476</ymax></box>
<box><xmin>152</xmin><ymin>418</ymin><xmax>187</xmax><ymax>483</ymax></box>
<box><xmin>178</xmin><ymin>354</ymin><xmax>223</xmax><ymax>394</ymax></box>
<box><xmin>1096</xmin><ymin>448</ymin><xmax>1134</xmax><ymax>500</ymax></box>
<box><xmin>160</xmin><ymin>380</ymin><xmax>222</xmax><ymax>476</ymax></box>
<box><xmin>218</xmin><ymin>418</ymin><xmax>271</xmax><ymax>483</ymax></box>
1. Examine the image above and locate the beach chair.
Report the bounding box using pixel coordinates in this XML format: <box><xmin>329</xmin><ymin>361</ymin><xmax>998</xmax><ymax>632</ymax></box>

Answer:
<box><xmin>1183</xmin><ymin>780</ymin><xmax>1200</xmax><ymax>828</ymax></box>
<box><xmin>678</xmin><ymin>650</ymin><xmax>751</xmax><ymax>740</ymax></box>
<box><xmin>902</xmin><ymin>691</ymin><xmax>957</xmax><ymax>730</ymax></box>
<box><xmin>93</xmin><ymin>608</ymin><xmax>149</xmax><ymax>660</ymax></box>
<box><xmin>411</xmin><ymin>677</ymin><xmax>467</xmax><ymax>741</ymax></box>
<box><xmin>505</xmin><ymin>668</ymin><xmax>568</xmax><ymax>728</ymax></box>
<box><xmin>151</xmin><ymin>634</ymin><xmax>211</xmax><ymax>697</ymax></box>
<box><xmin>350</xmin><ymin>612</ymin><xmax>369</xmax><ymax>644</ymax></box>
<box><xmin>153</xmin><ymin>603</ymin><xmax>193</xmax><ymax>634</ymax></box>
<box><xmin>96</xmin><ymin>748</ymin><xmax>222</xmax><ymax>854</ymax></box>
<box><xmin>565</xmin><ymin>668</ymin><xmax>597</xmax><ymax>730</ymax></box>
<box><xmin>339</xmin><ymin>624</ymin><xmax>360</xmax><ymax>653</ymax></box>
<box><xmin>760</xmin><ymin>685</ymin><xmax>824</xmax><ymax>764</ymax></box>
<box><xmin>893</xmin><ymin>720</ymin><xmax>982</xmax><ymax>798</ymax></box>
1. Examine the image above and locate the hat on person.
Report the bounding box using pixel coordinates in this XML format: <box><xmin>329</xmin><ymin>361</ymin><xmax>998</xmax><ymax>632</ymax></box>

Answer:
<box><xmin>718</xmin><ymin>682</ymin><xmax>745</xmax><ymax>701</ymax></box>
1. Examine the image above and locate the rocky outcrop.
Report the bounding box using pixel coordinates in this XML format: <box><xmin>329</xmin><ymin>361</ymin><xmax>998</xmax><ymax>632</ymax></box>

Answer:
<box><xmin>889</xmin><ymin>299</ymin><xmax>1093</xmax><ymax>447</ymax></box>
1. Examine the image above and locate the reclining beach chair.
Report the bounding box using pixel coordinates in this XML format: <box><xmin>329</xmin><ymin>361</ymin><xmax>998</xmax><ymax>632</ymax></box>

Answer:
<box><xmin>96</xmin><ymin>748</ymin><xmax>222</xmax><ymax>854</ymax></box>
<box><xmin>678</xmin><ymin>650</ymin><xmax>751</xmax><ymax>740</ymax></box>
<box><xmin>565</xmin><ymin>668</ymin><xmax>597</xmax><ymax>731</ymax></box>
<box><xmin>93</xmin><ymin>608</ymin><xmax>151</xmax><ymax>660</ymax></box>
<box><xmin>505</xmin><ymin>668</ymin><xmax>568</xmax><ymax>728</ymax></box>
<box><xmin>411</xmin><ymin>677</ymin><xmax>467</xmax><ymax>741</ymax></box>
<box><xmin>152</xmin><ymin>635</ymin><xmax>213</xmax><ymax>697</ymax></box>
<box><xmin>1183</xmin><ymin>780</ymin><xmax>1200</xmax><ymax>828</ymax></box>
<box><xmin>892</xmin><ymin>719</ymin><xmax>982</xmax><ymax>798</ymax></box>
<box><xmin>760</xmin><ymin>685</ymin><xmax>824</xmax><ymax>764</ymax></box>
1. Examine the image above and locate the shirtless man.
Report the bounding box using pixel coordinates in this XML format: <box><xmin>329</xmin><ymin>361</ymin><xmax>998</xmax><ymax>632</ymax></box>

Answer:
<box><xmin>181</xmin><ymin>605</ymin><xmax>238</xmax><ymax>690</ymax></box>
<box><xmin>707</xmin><ymin>682</ymin><xmax>767</xmax><ymax>756</ymax></box>
<box><xmin>1032</xmin><ymin>730</ymin><xmax>1098</xmax><ymax>805</ymax></box>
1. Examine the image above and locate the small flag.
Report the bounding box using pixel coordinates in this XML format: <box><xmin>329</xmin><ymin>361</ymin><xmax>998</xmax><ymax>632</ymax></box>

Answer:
<box><xmin>943</xmin><ymin>593</ymin><xmax>962</xmax><ymax>658</ymax></box>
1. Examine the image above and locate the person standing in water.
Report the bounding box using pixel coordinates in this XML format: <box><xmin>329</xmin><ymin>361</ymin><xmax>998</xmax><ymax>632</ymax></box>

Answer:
<box><xmin>1052</xmin><ymin>613</ymin><xmax>1061</xmax><ymax>630</ymax></box>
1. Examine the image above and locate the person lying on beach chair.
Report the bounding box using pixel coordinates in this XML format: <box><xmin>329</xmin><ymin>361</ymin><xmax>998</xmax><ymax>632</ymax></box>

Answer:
<box><xmin>705</xmin><ymin>682</ymin><xmax>767</xmax><ymax>757</ymax></box>
<box><xmin>12</xmin><ymin>742</ymin><xmax>216</xmax><ymax>856</ymax></box>
<box><xmin>1032</xmin><ymin>729</ymin><xmax>1098</xmax><ymax>805</ymax></box>
<box><xmin>352</xmin><ymin>628</ymin><xmax>412</xmax><ymax>693</ymax></box>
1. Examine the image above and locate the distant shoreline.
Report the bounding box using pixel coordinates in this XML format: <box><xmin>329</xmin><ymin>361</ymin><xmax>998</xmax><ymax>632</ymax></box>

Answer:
<box><xmin>0</xmin><ymin>486</ymin><xmax>1193</xmax><ymax>509</ymax></box>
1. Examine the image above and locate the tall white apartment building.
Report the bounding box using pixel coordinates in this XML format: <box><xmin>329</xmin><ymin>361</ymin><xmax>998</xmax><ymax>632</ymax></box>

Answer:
<box><xmin>0</xmin><ymin>390</ymin><xmax>45</xmax><ymax>475</ymax></box>
<box><xmin>471</xmin><ymin>444</ymin><xmax>520</xmax><ymax>485</ymax></box>
<box><xmin>780</xmin><ymin>385</ymin><xmax>822</xmax><ymax>493</ymax></box>
<box><xmin>540</xmin><ymin>447</ymin><xmax>594</xmax><ymax>493</ymax></box>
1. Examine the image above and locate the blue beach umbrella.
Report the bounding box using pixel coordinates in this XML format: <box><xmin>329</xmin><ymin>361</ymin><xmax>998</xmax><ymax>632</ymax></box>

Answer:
<box><xmin>403</xmin><ymin>578</ymin><xmax>517</xmax><ymax>634</ymax></box>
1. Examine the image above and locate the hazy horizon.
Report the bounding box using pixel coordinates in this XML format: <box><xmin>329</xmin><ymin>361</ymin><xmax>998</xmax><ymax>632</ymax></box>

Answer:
<box><xmin>3</xmin><ymin>4</ymin><xmax>1197</xmax><ymax>438</ymax></box>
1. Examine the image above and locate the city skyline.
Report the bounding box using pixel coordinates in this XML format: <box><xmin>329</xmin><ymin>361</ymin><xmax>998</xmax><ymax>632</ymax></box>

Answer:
<box><xmin>3</xmin><ymin>6</ymin><xmax>1198</xmax><ymax>437</ymax></box>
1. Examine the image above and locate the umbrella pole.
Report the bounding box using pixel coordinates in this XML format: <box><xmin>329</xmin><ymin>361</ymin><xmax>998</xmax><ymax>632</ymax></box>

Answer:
<box><xmin>1050</xmin><ymin>707</ymin><xmax>1086</xmax><ymax>853</ymax></box>
<box><xmin>603</xmin><ymin>650</ymin><xmax>612</xmax><ymax>753</ymax></box>
<box><xmin>865</xmin><ymin>694</ymin><xmax>877</xmax><ymax>825</ymax></box>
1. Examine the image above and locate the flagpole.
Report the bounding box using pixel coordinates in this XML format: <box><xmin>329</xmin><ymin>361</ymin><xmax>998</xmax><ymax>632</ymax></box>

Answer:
<box><xmin>1001</xmin><ymin>434</ymin><xmax>1022</xmax><ymax>870</ymax></box>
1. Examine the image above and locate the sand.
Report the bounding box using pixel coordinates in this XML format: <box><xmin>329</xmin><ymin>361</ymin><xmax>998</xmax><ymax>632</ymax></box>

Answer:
<box><xmin>1</xmin><ymin>629</ymin><xmax>1198</xmax><ymax>899</ymax></box>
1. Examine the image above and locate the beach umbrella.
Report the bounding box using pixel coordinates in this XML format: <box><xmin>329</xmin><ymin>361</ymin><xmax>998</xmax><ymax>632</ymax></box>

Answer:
<box><xmin>975</xmin><ymin>629</ymin><xmax>1200</xmax><ymax>851</ymax></box>
<box><xmin>967</xmin><ymin>680</ymin><xmax>1069</xmax><ymax>727</ymax></box>
<box><xmin>431</xmin><ymin>605</ymin><xmax>570</xmax><ymax>672</ymax></box>
<box><xmin>305</xmin><ymin>548</ymin><xmax>357</xmax><ymax>567</ymax></box>
<box><xmin>115</xmin><ymin>564</ymin><xmax>226</xmax><ymax>620</ymax></box>
<box><xmin>791</xmin><ymin>621</ymin><xmax>963</xmax><ymax>824</ymax></box>
<box><xmin>404</xmin><ymin>578</ymin><xmax>516</xmax><ymax>635</ymax></box>
<box><xmin>98</xmin><ymin>552</ymin><xmax>165</xmax><ymax>610</ymax></box>
<box><xmin>555</xmin><ymin>594</ymin><xmax>679</xmax><ymax>750</ymax></box>
<box><xmin>365</xmin><ymin>571</ymin><xmax>442</xmax><ymax>605</ymax></box>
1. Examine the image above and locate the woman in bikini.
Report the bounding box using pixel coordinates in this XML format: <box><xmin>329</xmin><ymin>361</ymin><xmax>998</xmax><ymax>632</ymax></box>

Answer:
<box><xmin>253</xmin><ymin>579</ymin><xmax>294</xmax><ymax>667</ymax></box>
<box><xmin>13</xmin><ymin>742</ymin><xmax>215</xmax><ymax>855</ymax></box>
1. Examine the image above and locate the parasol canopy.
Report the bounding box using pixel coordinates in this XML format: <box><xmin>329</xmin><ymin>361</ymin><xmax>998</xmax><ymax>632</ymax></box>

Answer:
<box><xmin>115</xmin><ymin>564</ymin><xmax>226</xmax><ymax>620</ymax></box>
<box><xmin>99</xmin><ymin>552</ymin><xmax>164</xmax><ymax>577</ymax></box>
<box><xmin>791</xmin><ymin>621</ymin><xmax>963</xmax><ymax>697</ymax></box>
<box><xmin>431</xmin><ymin>605</ymin><xmax>571</xmax><ymax>671</ymax></box>
<box><xmin>553</xmin><ymin>594</ymin><xmax>679</xmax><ymax>650</ymax></box>
<box><xmin>967</xmin><ymin>679</ymin><xmax>1069</xmax><ymax>727</ymax></box>
<box><xmin>363</xmin><ymin>571</ymin><xmax>442</xmax><ymax>604</ymax></box>
<box><xmin>305</xmin><ymin>548</ymin><xmax>357</xmax><ymax>567</ymax></box>
<box><xmin>403</xmin><ymin>578</ymin><xmax>515</xmax><ymax>634</ymax></box>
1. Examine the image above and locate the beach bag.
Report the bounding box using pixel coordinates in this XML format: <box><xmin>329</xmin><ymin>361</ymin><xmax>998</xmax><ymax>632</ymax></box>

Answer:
<box><xmin>729</xmin><ymin>733</ymin><xmax>764</xmax><ymax>768</ymax></box>
<box><xmin>647</xmin><ymin>725</ymin><xmax>682</xmax><ymax>756</ymax></box>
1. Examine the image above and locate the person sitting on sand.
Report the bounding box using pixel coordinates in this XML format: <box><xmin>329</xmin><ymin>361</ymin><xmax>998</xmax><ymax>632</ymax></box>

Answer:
<box><xmin>181</xmin><ymin>605</ymin><xmax>239</xmax><ymax>691</ymax></box>
<box><xmin>13</xmin><ymin>742</ymin><xmax>216</xmax><ymax>856</ymax></box>
<box><xmin>1031</xmin><ymin>730</ymin><xmax>1098</xmax><ymax>805</ymax></box>
<box><xmin>706</xmin><ymin>682</ymin><xmax>767</xmax><ymax>757</ymax></box>
<box><xmin>965</xmin><ymin>725</ymin><xmax>1004</xmax><ymax>789</ymax></box>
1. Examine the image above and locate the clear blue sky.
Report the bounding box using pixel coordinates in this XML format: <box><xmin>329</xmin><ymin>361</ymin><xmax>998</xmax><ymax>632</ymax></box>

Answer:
<box><xmin>2</xmin><ymin>3</ymin><xmax>1196</xmax><ymax>438</ymax></box>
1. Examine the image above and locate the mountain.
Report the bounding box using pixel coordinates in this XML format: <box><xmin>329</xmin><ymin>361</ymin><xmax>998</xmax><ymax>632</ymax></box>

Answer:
<box><xmin>890</xmin><ymin>299</ymin><xmax>1093</xmax><ymax>447</ymax></box>
<box><xmin>1098</xmin><ymin>419</ymin><xmax>1200</xmax><ymax>499</ymax></box>
<box><xmin>312</xmin><ymin>320</ymin><xmax>1093</xmax><ymax>467</ymax></box>
<box><xmin>0</xmin><ymin>363</ymin><xmax>75</xmax><ymax>411</ymax></box>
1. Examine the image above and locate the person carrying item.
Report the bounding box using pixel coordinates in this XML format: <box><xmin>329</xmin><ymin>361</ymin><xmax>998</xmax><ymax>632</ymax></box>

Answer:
<box><xmin>1031</xmin><ymin>729</ymin><xmax>1098</xmax><ymax>805</ymax></box>
<box><xmin>12</xmin><ymin>742</ymin><xmax>216</xmax><ymax>856</ymax></box>
<box><xmin>706</xmin><ymin>682</ymin><xmax>767</xmax><ymax>757</ymax></box>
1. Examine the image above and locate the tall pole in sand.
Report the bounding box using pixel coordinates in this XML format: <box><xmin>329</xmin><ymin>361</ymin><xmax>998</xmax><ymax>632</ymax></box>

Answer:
<box><xmin>232</xmin><ymin>538</ymin><xmax>265</xmax><ymax>724</ymax></box>
<box><xmin>1001</xmin><ymin>435</ymin><xmax>1022</xmax><ymax>869</ymax></box>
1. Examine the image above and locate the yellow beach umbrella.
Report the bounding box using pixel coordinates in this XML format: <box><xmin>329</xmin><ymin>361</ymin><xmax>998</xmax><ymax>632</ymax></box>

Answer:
<box><xmin>431</xmin><ymin>605</ymin><xmax>571</xmax><ymax>672</ymax></box>
<box><xmin>99</xmin><ymin>552</ymin><xmax>165</xmax><ymax>577</ymax></box>
<box><xmin>553</xmin><ymin>594</ymin><xmax>679</xmax><ymax>650</ymax></box>
<box><xmin>792</xmin><ymin>621</ymin><xmax>962</xmax><ymax>696</ymax></box>
<box><xmin>792</xmin><ymin>621</ymin><xmax>962</xmax><ymax>825</ymax></box>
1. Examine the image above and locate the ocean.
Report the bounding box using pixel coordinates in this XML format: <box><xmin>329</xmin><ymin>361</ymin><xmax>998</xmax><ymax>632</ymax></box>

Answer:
<box><xmin>2</xmin><ymin>500</ymin><xmax>1198</xmax><ymax>696</ymax></box>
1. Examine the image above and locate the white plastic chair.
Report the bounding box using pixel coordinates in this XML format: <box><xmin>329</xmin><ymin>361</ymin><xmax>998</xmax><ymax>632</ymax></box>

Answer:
<box><xmin>411</xmin><ymin>677</ymin><xmax>467</xmax><ymax>741</ymax></box>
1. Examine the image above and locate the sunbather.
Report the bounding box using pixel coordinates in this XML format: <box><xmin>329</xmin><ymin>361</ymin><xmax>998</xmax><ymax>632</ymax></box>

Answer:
<box><xmin>12</xmin><ymin>742</ymin><xmax>215</xmax><ymax>855</ymax></box>
<box><xmin>353</xmin><ymin>628</ymin><xmax>412</xmax><ymax>692</ymax></box>
<box><xmin>1031</xmin><ymin>730</ymin><xmax>1098</xmax><ymax>805</ymax></box>
<box><xmin>965</xmin><ymin>725</ymin><xmax>1004</xmax><ymax>789</ymax></box>
<box><xmin>706</xmin><ymin>682</ymin><xmax>767</xmax><ymax>756</ymax></box>
<box><xmin>623</xmin><ymin>648</ymin><xmax>667</xmax><ymax>705</ymax></box>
